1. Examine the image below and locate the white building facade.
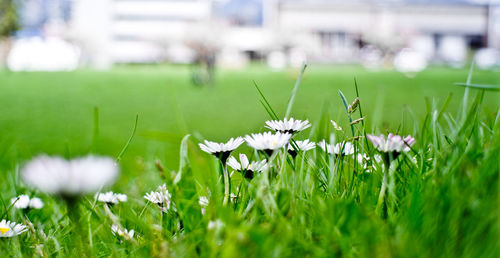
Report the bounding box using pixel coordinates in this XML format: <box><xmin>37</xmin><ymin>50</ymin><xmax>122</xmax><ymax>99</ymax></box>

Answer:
<box><xmin>68</xmin><ymin>0</ymin><xmax>497</xmax><ymax>67</ymax></box>
<box><xmin>268</xmin><ymin>1</ymin><xmax>490</xmax><ymax>64</ymax></box>
<box><xmin>71</xmin><ymin>0</ymin><xmax>213</xmax><ymax>66</ymax></box>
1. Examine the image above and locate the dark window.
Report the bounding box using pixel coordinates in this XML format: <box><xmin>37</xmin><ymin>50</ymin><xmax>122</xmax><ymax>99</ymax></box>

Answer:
<box><xmin>466</xmin><ymin>35</ymin><xmax>485</xmax><ymax>49</ymax></box>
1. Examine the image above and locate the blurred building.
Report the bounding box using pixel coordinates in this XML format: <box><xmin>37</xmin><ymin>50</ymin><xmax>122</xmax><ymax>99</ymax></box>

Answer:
<box><xmin>13</xmin><ymin>0</ymin><xmax>500</xmax><ymax>68</ymax></box>
<box><xmin>70</xmin><ymin>0</ymin><xmax>213</xmax><ymax>67</ymax></box>
<box><xmin>263</xmin><ymin>0</ymin><xmax>493</xmax><ymax>66</ymax></box>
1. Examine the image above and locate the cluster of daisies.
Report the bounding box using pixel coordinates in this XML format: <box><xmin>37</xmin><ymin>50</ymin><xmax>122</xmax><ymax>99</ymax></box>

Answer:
<box><xmin>198</xmin><ymin>117</ymin><xmax>416</xmax><ymax>179</ymax></box>
<box><xmin>198</xmin><ymin>118</ymin><xmax>313</xmax><ymax>177</ymax></box>
<box><xmin>2</xmin><ymin>117</ymin><xmax>415</xmax><ymax>240</ymax></box>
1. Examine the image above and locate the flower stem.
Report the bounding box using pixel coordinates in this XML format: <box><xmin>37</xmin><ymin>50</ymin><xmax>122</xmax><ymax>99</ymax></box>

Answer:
<box><xmin>64</xmin><ymin>196</ymin><xmax>90</xmax><ymax>255</ymax></box>
<box><xmin>222</xmin><ymin>164</ymin><xmax>231</xmax><ymax>206</ymax></box>
<box><xmin>375</xmin><ymin>167</ymin><xmax>388</xmax><ymax>216</ymax></box>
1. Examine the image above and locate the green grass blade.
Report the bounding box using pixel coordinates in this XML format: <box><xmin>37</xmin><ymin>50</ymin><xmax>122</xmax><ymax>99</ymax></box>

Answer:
<box><xmin>460</xmin><ymin>62</ymin><xmax>474</xmax><ymax>121</ymax></box>
<box><xmin>354</xmin><ymin>78</ymin><xmax>364</xmax><ymax>125</ymax></box>
<box><xmin>285</xmin><ymin>63</ymin><xmax>307</xmax><ymax>119</ymax></box>
<box><xmin>338</xmin><ymin>90</ymin><xmax>354</xmax><ymax>136</ymax></box>
<box><xmin>437</xmin><ymin>93</ymin><xmax>453</xmax><ymax>119</ymax></box>
<box><xmin>116</xmin><ymin>114</ymin><xmax>139</xmax><ymax>163</ymax></box>
<box><xmin>174</xmin><ymin>134</ymin><xmax>191</xmax><ymax>185</ymax></box>
<box><xmin>338</xmin><ymin>90</ymin><xmax>350</xmax><ymax>115</ymax></box>
<box><xmin>454</xmin><ymin>83</ymin><xmax>500</xmax><ymax>91</ymax></box>
<box><xmin>254</xmin><ymin>81</ymin><xmax>279</xmax><ymax>120</ymax></box>
<box><xmin>495</xmin><ymin>108</ymin><xmax>500</xmax><ymax>128</ymax></box>
<box><xmin>354</xmin><ymin>77</ymin><xmax>369</xmax><ymax>149</ymax></box>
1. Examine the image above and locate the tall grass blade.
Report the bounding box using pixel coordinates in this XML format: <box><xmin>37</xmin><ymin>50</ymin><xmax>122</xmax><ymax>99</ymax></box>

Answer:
<box><xmin>353</xmin><ymin>78</ymin><xmax>364</xmax><ymax>126</ymax></box>
<box><xmin>174</xmin><ymin>134</ymin><xmax>191</xmax><ymax>185</ymax></box>
<box><xmin>338</xmin><ymin>90</ymin><xmax>354</xmax><ymax>136</ymax></box>
<box><xmin>116</xmin><ymin>114</ymin><xmax>138</xmax><ymax>162</ymax></box>
<box><xmin>454</xmin><ymin>83</ymin><xmax>500</xmax><ymax>91</ymax></box>
<box><xmin>338</xmin><ymin>90</ymin><xmax>350</xmax><ymax>115</ymax></box>
<box><xmin>437</xmin><ymin>93</ymin><xmax>453</xmax><ymax>119</ymax></box>
<box><xmin>285</xmin><ymin>63</ymin><xmax>307</xmax><ymax>119</ymax></box>
<box><xmin>254</xmin><ymin>81</ymin><xmax>279</xmax><ymax>120</ymax></box>
<box><xmin>460</xmin><ymin>62</ymin><xmax>474</xmax><ymax>121</ymax></box>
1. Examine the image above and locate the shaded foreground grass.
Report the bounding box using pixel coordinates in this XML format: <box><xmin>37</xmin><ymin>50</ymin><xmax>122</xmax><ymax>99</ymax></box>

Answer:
<box><xmin>0</xmin><ymin>65</ymin><xmax>499</xmax><ymax>256</ymax></box>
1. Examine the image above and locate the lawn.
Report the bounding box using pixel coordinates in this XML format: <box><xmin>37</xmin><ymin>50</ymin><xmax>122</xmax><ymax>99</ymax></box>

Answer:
<box><xmin>0</xmin><ymin>64</ymin><xmax>498</xmax><ymax>171</ymax></box>
<box><xmin>0</xmin><ymin>64</ymin><xmax>499</xmax><ymax>256</ymax></box>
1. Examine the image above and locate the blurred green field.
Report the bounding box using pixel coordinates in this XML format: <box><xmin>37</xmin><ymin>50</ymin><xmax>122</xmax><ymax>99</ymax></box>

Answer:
<box><xmin>0</xmin><ymin>64</ymin><xmax>498</xmax><ymax>173</ymax></box>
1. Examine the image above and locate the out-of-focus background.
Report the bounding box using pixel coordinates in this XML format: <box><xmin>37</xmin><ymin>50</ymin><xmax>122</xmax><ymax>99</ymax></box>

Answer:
<box><xmin>0</xmin><ymin>0</ymin><xmax>499</xmax><ymax>173</ymax></box>
<box><xmin>1</xmin><ymin>0</ymin><xmax>500</xmax><ymax>71</ymax></box>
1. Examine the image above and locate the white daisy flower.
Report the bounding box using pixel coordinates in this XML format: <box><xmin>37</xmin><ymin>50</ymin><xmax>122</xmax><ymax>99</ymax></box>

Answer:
<box><xmin>0</xmin><ymin>220</ymin><xmax>28</xmax><ymax>237</ymax></box>
<box><xmin>356</xmin><ymin>154</ymin><xmax>368</xmax><ymax>170</ymax></box>
<box><xmin>226</xmin><ymin>154</ymin><xmax>268</xmax><ymax>180</ymax></box>
<box><xmin>265</xmin><ymin>118</ymin><xmax>311</xmax><ymax>134</ymax></box>
<box><xmin>144</xmin><ymin>184</ymin><xmax>172</xmax><ymax>213</ymax></box>
<box><xmin>367</xmin><ymin>134</ymin><xmax>416</xmax><ymax>166</ymax></box>
<box><xmin>244</xmin><ymin>132</ymin><xmax>292</xmax><ymax>156</ymax></box>
<box><xmin>199</xmin><ymin>196</ymin><xmax>209</xmax><ymax>215</ymax></box>
<box><xmin>21</xmin><ymin>155</ymin><xmax>119</xmax><ymax>196</ymax></box>
<box><xmin>366</xmin><ymin>134</ymin><xmax>416</xmax><ymax>153</ymax></box>
<box><xmin>288</xmin><ymin>139</ymin><xmax>316</xmax><ymax>157</ymax></box>
<box><xmin>95</xmin><ymin>191</ymin><xmax>127</xmax><ymax>205</ymax></box>
<box><xmin>28</xmin><ymin>198</ymin><xmax>44</xmax><ymax>209</ymax></box>
<box><xmin>10</xmin><ymin>195</ymin><xmax>30</xmax><ymax>209</ymax></box>
<box><xmin>111</xmin><ymin>224</ymin><xmax>134</xmax><ymax>240</ymax></box>
<box><xmin>318</xmin><ymin>140</ymin><xmax>355</xmax><ymax>155</ymax></box>
<box><xmin>355</xmin><ymin>154</ymin><xmax>384</xmax><ymax>171</ymax></box>
<box><xmin>10</xmin><ymin>195</ymin><xmax>44</xmax><ymax>210</ymax></box>
<box><xmin>199</xmin><ymin>137</ymin><xmax>244</xmax><ymax>163</ymax></box>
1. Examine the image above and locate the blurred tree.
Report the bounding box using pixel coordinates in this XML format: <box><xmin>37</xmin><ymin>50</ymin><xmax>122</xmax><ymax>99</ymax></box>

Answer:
<box><xmin>0</xmin><ymin>0</ymin><xmax>19</xmax><ymax>38</ymax></box>
<box><xmin>0</xmin><ymin>0</ymin><xmax>19</xmax><ymax>67</ymax></box>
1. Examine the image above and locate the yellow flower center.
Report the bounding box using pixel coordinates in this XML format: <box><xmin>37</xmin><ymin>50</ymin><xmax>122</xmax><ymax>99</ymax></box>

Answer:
<box><xmin>0</xmin><ymin>227</ymin><xmax>10</xmax><ymax>235</ymax></box>
<box><xmin>272</xmin><ymin>141</ymin><xmax>277</xmax><ymax>147</ymax></box>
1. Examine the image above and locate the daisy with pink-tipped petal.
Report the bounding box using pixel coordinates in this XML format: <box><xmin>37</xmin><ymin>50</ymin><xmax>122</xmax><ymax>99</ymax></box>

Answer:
<box><xmin>367</xmin><ymin>133</ymin><xmax>416</xmax><ymax>165</ymax></box>
<box><xmin>367</xmin><ymin>133</ymin><xmax>415</xmax><ymax>153</ymax></box>
<box><xmin>245</xmin><ymin>132</ymin><xmax>292</xmax><ymax>156</ymax></box>
<box><xmin>265</xmin><ymin>118</ymin><xmax>311</xmax><ymax>134</ymax></box>
<box><xmin>199</xmin><ymin>137</ymin><xmax>244</xmax><ymax>164</ymax></box>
